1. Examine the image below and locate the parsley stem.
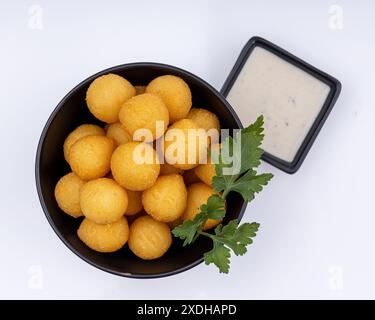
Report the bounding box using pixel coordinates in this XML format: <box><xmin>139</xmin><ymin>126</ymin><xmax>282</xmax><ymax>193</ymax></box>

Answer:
<box><xmin>198</xmin><ymin>231</ymin><xmax>227</xmax><ymax>246</ymax></box>
<box><xmin>221</xmin><ymin>190</ymin><xmax>229</xmax><ymax>199</ymax></box>
<box><xmin>221</xmin><ymin>173</ymin><xmax>239</xmax><ymax>199</ymax></box>
<box><xmin>198</xmin><ymin>231</ymin><xmax>212</xmax><ymax>238</ymax></box>
<box><xmin>198</xmin><ymin>231</ymin><xmax>222</xmax><ymax>244</ymax></box>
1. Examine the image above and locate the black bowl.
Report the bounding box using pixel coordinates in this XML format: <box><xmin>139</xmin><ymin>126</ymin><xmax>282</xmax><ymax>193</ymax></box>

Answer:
<box><xmin>35</xmin><ymin>62</ymin><xmax>246</xmax><ymax>278</ymax></box>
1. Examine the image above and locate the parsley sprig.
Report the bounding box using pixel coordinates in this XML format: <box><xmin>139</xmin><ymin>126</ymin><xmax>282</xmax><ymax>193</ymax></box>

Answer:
<box><xmin>172</xmin><ymin>116</ymin><xmax>273</xmax><ymax>273</ymax></box>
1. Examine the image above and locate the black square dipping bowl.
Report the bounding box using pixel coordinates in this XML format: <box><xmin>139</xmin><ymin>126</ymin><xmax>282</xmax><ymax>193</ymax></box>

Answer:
<box><xmin>221</xmin><ymin>37</ymin><xmax>341</xmax><ymax>173</ymax></box>
<box><xmin>35</xmin><ymin>63</ymin><xmax>246</xmax><ymax>278</ymax></box>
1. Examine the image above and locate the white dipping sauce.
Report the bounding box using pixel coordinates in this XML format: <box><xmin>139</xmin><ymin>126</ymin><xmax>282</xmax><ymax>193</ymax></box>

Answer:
<box><xmin>227</xmin><ymin>46</ymin><xmax>330</xmax><ymax>163</ymax></box>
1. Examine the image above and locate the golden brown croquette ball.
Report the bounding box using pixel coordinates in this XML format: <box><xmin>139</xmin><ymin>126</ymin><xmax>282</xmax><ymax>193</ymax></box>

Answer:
<box><xmin>183</xmin><ymin>168</ymin><xmax>201</xmax><ymax>186</ymax></box>
<box><xmin>163</xmin><ymin>119</ymin><xmax>208</xmax><ymax>170</ymax></box>
<box><xmin>77</xmin><ymin>217</ymin><xmax>129</xmax><ymax>253</ymax></box>
<box><xmin>110</xmin><ymin>142</ymin><xmax>160</xmax><ymax>191</ymax></box>
<box><xmin>187</xmin><ymin>108</ymin><xmax>220</xmax><ymax>132</ymax></box>
<box><xmin>159</xmin><ymin>163</ymin><xmax>184</xmax><ymax>175</ymax></box>
<box><xmin>63</xmin><ymin>124</ymin><xmax>105</xmax><ymax>163</ymax></box>
<box><xmin>128</xmin><ymin>216</ymin><xmax>172</xmax><ymax>260</ymax></box>
<box><xmin>124</xmin><ymin>190</ymin><xmax>143</xmax><ymax>216</ymax></box>
<box><xmin>69</xmin><ymin>135</ymin><xmax>115</xmax><ymax>180</ymax></box>
<box><xmin>80</xmin><ymin>178</ymin><xmax>128</xmax><ymax>224</ymax></box>
<box><xmin>134</xmin><ymin>85</ymin><xmax>146</xmax><ymax>95</ymax></box>
<box><xmin>106</xmin><ymin>122</ymin><xmax>132</xmax><ymax>146</ymax></box>
<box><xmin>187</xmin><ymin>108</ymin><xmax>220</xmax><ymax>147</ymax></box>
<box><xmin>119</xmin><ymin>93</ymin><xmax>169</xmax><ymax>142</ymax></box>
<box><xmin>142</xmin><ymin>174</ymin><xmax>187</xmax><ymax>222</ymax></box>
<box><xmin>194</xmin><ymin>143</ymin><xmax>221</xmax><ymax>186</ymax></box>
<box><xmin>54</xmin><ymin>172</ymin><xmax>85</xmax><ymax>218</ymax></box>
<box><xmin>86</xmin><ymin>74</ymin><xmax>136</xmax><ymax>123</ymax></box>
<box><xmin>194</xmin><ymin>160</ymin><xmax>216</xmax><ymax>186</ymax></box>
<box><xmin>146</xmin><ymin>75</ymin><xmax>192</xmax><ymax>123</ymax></box>
<box><xmin>181</xmin><ymin>183</ymin><xmax>222</xmax><ymax>230</ymax></box>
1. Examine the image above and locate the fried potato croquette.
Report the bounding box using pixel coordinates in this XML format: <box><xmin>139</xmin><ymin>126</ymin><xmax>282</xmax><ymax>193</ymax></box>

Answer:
<box><xmin>106</xmin><ymin>122</ymin><xmax>132</xmax><ymax>146</ymax></box>
<box><xmin>134</xmin><ymin>85</ymin><xmax>146</xmax><ymax>95</ymax></box>
<box><xmin>146</xmin><ymin>75</ymin><xmax>192</xmax><ymax>123</ymax></box>
<box><xmin>159</xmin><ymin>163</ymin><xmax>184</xmax><ymax>175</ymax></box>
<box><xmin>194</xmin><ymin>160</ymin><xmax>216</xmax><ymax>186</ymax></box>
<box><xmin>194</xmin><ymin>143</ymin><xmax>221</xmax><ymax>186</ymax></box>
<box><xmin>80</xmin><ymin>178</ymin><xmax>128</xmax><ymax>224</ymax></box>
<box><xmin>128</xmin><ymin>216</ymin><xmax>172</xmax><ymax>260</ymax></box>
<box><xmin>69</xmin><ymin>135</ymin><xmax>115</xmax><ymax>180</ymax></box>
<box><xmin>125</xmin><ymin>190</ymin><xmax>143</xmax><ymax>216</ymax></box>
<box><xmin>54</xmin><ymin>172</ymin><xmax>85</xmax><ymax>218</ymax></box>
<box><xmin>187</xmin><ymin>108</ymin><xmax>220</xmax><ymax>132</ymax></box>
<box><xmin>86</xmin><ymin>74</ymin><xmax>136</xmax><ymax>123</ymax></box>
<box><xmin>163</xmin><ymin>119</ymin><xmax>208</xmax><ymax>170</ymax></box>
<box><xmin>77</xmin><ymin>217</ymin><xmax>129</xmax><ymax>253</ymax></box>
<box><xmin>119</xmin><ymin>93</ymin><xmax>169</xmax><ymax>142</ymax></box>
<box><xmin>187</xmin><ymin>108</ymin><xmax>220</xmax><ymax>146</ymax></box>
<box><xmin>63</xmin><ymin>124</ymin><xmax>105</xmax><ymax>162</ymax></box>
<box><xmin>182</xmin><ymin>182</ymin><xmax>222</xmax><ymax>230</ymax></box>
<box><xmin>142</xmin><ymin>174</ymin><xmax>187</xmax><ymax>222</ymax></box>
<box><xmin>194</xmin><ymin>144</ymin><xmax>220</xmax><ymax>186</ymax></box>
<box><xmin>110</xmin><ymin>142</ymin><xmax>160</xmax><ymax>191</ymax></box>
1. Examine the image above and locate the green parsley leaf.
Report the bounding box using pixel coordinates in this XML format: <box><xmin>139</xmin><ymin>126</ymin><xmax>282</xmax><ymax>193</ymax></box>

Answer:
<box><xmin>172</xmin><ymin>212</ymin><xmax>206</xmax><ymax>246</ymax></box>
<box><xmin>213</xmin><ymin>136</ymin><xmax>234</xmax><ymax>177</ymax></box>
<box><xmin>200</xmin><ymin>194</ymin><xmax>226</xmax><ymax>220</ymax></box>
<box><xmin>213</xmin><ymin>115</ymin><xmax>266</xmax><ymax>196</ymax></box>
<box><xmin>219</xmin><ymin>221</ymin><xmax>260</xmax><ymax>256</ymax></box>
<box><xmin>237</xmin><ymin>129</ymin><xmax>264</xmax><ymax>174</ymax></box>
<box><xmin>203</xmin><ymin>220</ymin><xmax>260</xmax><ymax>273</ymax></box>
<box><xmin>225</xmin><ymin>170</ymin><xmax>273</xmax><ymax>202</ymax></box>
<box><xmin>203</xmin><ymin>240</ymin><xmax>231</xmax><ymax>274</ymax></box>
<box><xmin>172</xmin><ymin>195</ymin><xmax>225</xmax><ymax>246</ymax></box>
<box><xmin>242</xmin><ymin>114</ymin><xmax>265</xmax><ymax>136</ymax></box>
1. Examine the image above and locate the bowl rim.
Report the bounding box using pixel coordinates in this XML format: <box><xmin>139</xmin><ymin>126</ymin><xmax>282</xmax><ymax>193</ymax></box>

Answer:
<box><xmin>35</xmin><ymin>62</ymin><xmax>247</xmax><ymax>279</ymax></box>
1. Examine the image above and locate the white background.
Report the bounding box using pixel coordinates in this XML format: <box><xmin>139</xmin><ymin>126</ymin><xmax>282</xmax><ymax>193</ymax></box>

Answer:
<box><xmin>0</xmin><ymin>0</ymin><xmax>374</xmax><ymax>300</ymax></box>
